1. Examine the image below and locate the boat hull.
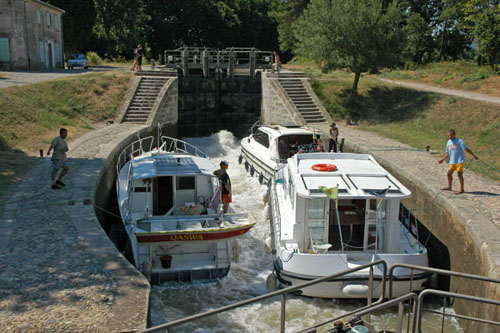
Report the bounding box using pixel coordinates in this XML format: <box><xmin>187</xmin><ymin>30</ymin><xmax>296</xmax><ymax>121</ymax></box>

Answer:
<box><xmin>274</xmin><ymin>264</ymin><xmax>430</xmax><ymax>298</ymax></box>
<box><xmin>240</xmin><ymin>143</ymin><xmax>276</xmax><ymax>183</ymax></box>
<box><xmin>135</xmin><ymin>224</ymin><xmax>254</xmax><ymax>244</ymax></box>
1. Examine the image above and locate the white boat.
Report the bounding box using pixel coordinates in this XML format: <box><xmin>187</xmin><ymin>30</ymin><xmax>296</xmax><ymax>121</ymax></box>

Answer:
<box><xmin>239</xmin><ymin>124</ymin><xmax>326</xmax><ymax>184</ymax></box>
<box><xmin>116</xmin><ymin>136</ymin><xmax>255</xmax><ymax>283</ymax></box>
<box><xmin>268</xmin><ymin>152</ymin><xmax>430</xmax><ymax>298</ymax></box>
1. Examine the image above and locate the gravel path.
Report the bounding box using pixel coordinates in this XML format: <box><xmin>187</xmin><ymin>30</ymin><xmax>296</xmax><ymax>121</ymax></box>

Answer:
<box><xmin>0</xmin><ymin>67</ymin><xmax>127</xmax><ymax>88</ymax></box>
<box><xmin>379</xmin><ymin>78</ymin><xmax>500</xmax><ymax>106</ymax></box>
<box><xmin>0</xmin><ymin>123</ymin><xmax>150</xmax><ymax>332</ymax></box>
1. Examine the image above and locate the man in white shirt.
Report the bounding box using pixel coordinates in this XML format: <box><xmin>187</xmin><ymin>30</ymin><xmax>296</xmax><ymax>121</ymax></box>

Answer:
<box><xmin>47</xmin><ymin>128</ymin><xmax>70</xmax><ymax>189</ymax></box>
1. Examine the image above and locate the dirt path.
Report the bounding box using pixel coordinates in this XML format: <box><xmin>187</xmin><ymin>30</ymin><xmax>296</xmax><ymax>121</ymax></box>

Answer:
<box><xmin>379</xmin><ymin>78</ymin><xmax>500</xmax><ymax>106</ymax></box>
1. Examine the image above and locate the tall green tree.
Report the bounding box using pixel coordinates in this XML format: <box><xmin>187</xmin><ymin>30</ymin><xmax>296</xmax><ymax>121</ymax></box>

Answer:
<box><xmin>270</xmin><ymin>0</ymin><xmax>310</xmax><ymax>52</ymax></box>
<box><xmin>47</xmin><ymin>0</ymin><xmax>96</xmax><ymax>55</ymax></box>
<box><xmin>463</xmin><ymin>0</ymin><xmax>500</xmax><ymax>69</ymax></box>
<box><xmin>143</xmin><ymin>0</ymin><xmax>279</xmax><ymax>57</ymax></box>
<box><xmin>92</xmin><ymin>0</ymin><xmax>148</xmax><ymax>57</ymax></box>
<box><xmin>295</xmin><ymin>0</ymin><xmax>405</xmax><ymax>101</ymax></box>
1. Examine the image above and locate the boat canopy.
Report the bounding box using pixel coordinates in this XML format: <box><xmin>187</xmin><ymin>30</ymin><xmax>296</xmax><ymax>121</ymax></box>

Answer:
<box><xmin>287</xmin><ymin>153</ymin><xmax>411</xmax><ymax>199</ymax></box>
<box><xmin>131</xmin><ymin>153</ymin><xmax>216</xmax><ymax>180</ymax></box>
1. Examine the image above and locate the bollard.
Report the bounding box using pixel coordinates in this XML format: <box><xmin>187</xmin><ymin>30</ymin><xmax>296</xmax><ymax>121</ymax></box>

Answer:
<box><xmin>40</xmin><ymin>149</ymin><xmax>43</xmax><ymax>157</ymax></box>
<box><xmin>344</xmin><ymin>116</ymin><xmax>352</xmax><ymax>125</ymax></box>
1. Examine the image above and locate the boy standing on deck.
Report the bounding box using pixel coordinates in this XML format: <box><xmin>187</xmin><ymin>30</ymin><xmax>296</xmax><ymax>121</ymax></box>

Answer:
<box><xmin>438</xmin><ymin>129</ymin><xmax>478</xmax><ymax>194</ymax></box>
<box><xmin>47</xmin><ymin>128</ymin><xmax>70</xmax><ymax>190</ymax></box>
<box><xmin>213</xmin><ymin>160</ymin><xmax>231</xmax><ymax>213</ymax></box>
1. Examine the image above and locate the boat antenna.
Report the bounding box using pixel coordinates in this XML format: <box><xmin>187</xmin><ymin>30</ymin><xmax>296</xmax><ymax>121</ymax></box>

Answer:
<box><xmin>334</xmin><ymin>183</ymin><xmax>344</xmax><ymax>252</ymax></box>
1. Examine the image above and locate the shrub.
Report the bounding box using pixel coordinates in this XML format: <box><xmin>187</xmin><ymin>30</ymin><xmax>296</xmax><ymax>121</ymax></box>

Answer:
<box><xmin>86</xmin><ymin>51</ymin><xmax>102</xmax><ymax>66</ymax></box>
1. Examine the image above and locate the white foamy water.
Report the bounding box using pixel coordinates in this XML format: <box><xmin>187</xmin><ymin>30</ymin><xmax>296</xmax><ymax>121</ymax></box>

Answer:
<box><xmin>150</xmin><ymin>130</ymin><xmax>462</xmax><ymax>332</ymax></box>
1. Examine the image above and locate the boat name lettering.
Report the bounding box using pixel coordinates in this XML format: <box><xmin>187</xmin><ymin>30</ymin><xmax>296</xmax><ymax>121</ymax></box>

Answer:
<box><xmin>170</xmin><ymin>234</ymin><xmax>204</xmax><ymax>241</ymax></box>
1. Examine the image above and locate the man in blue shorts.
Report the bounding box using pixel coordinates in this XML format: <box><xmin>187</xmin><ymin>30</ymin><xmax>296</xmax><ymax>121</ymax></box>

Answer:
<box><xmin>47</xmin><ymin>128</ymin><xmax>70</xmax><ymax>189</ymax></box>
<box><xmin>438</xmin><ymin>129</ymin><xmax>478</xmax><ymax>194</ymax></box>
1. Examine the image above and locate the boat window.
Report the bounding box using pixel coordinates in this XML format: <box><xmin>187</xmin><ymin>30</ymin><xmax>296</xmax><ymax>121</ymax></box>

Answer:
<box><xmin>253</xmin><ymin>129</ymin><xmax>270</xmax><ymax>148</ymax></box>
<box><xmin>278</xmin><ymin>135</ymin><xmax>319</xmax><ymax>160</ymax></box>
<box><xmin>308</xmin><ymin>199</ymin><xmax>325</xmax><ymax>219</ymax></box>
<box><xmin>177</xmin><ymin>176</ymin><xmax>195</xmax><ymax>190</ymax></box>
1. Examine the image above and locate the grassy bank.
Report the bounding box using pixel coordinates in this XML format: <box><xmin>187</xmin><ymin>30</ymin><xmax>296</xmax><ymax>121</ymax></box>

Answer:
<box><xmin>0</xmin><ymin>71</ymin><xmax>131</xmax><ymax>196</ymax></box>
<box><xmin>286</xmin><ymin>62</ymin><xmax>500</xmax><ymax>181</ymax></box>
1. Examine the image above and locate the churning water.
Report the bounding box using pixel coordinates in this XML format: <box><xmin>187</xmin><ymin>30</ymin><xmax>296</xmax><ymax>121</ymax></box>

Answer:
<box><xmin>149</xmin><ymin>131</ymin><xmax>462</xmax><ymax>332</ymax></box>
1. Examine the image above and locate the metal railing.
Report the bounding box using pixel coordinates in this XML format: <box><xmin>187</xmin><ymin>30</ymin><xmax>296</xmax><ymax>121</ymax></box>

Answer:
<box><xmin>139</xmin><ymin>260</ymin><xmax>387</xmax><ymax>333</ymax></box>
<box><xmin>163</xmin><ymin>47</ymin><xmax>273</xmax><ymax>77</ymax></box>
<box><xmin>138</xmin><ymin>261</ymin><xmax>500</xmax><ymax>333</ymax></box>
<box><xmin>116</xmin><ymin>135</ymin><xmax>207</xmax><ymax>176</ymax></box>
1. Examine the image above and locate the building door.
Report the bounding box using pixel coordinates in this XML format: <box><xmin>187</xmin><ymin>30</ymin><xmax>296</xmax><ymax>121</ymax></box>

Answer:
<box><xmin>47</xmin><ymin>43</ymin><xmax>53</xmax><ymax>69</ymax></box>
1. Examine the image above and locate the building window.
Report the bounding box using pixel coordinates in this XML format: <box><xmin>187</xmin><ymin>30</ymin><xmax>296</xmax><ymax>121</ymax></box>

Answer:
<box><xmin>0</xmin><ymin>38</ymin><xmax>11</xmax><ymax>61</ymax></box>
<box><xmin>54</xmin><ymin>15</ymin><xmax>59</xmax><ymax>29</ymax></box>
<box><xmin>46</xmin><ymin>12</ymin><xmax>52</xmax><ymax>27</ymax></box>
<box><xmin>39</xmin><ymin>42</ymin><xmax>46</xmax><ymax>63</ymax></box>
<box><xmin>37</xmin><ymin>10</ymin><xmax>41</xmax><ymax>24</ymax></box>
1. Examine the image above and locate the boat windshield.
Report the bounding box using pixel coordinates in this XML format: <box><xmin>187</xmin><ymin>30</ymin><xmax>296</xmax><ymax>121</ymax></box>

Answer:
<box><xmin>277</xmin><ymin>134</ymin><xmax>322</xmax><ymax>161</ymax></box>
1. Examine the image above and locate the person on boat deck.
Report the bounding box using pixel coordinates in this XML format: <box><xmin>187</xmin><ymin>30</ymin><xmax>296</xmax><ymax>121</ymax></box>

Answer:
<box><xmin>329</xmin><ymin>122</ymin><xmax>339</xmax><ymax>152</ymax></box>
<box><xmin>316</xmin><ymin>138</ymin><xmax>325</xmax><ymax>152</ymax></box>
<box><xmin>47</xmin><ymin>128</ymin><xmax>70</xmax><ymax>190</ymax></box>
<box><xmin>213</xmin><ymin>160</ymin><xmax>232</xmax><ymax>213</ymax></box>
<box><xmin>438</xmin><ymin>129</ymin><xmax>478</xmax><ymax>194</ymax></box>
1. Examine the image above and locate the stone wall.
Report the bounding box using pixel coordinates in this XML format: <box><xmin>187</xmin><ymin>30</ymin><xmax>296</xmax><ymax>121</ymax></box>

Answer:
<box><xmin>149</xmin><ymin>78</ymin><xmax>178</xmax><ymax>126</ymax></box>
<box><xmin>260</xmin><ymin>72</ymin><xmax>305</xmax><ymax>125</ymax></box>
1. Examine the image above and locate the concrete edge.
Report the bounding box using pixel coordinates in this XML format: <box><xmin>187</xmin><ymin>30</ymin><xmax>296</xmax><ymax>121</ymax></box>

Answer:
<box><xmin>148</xmin><ymin>78</ymin><xmax>175</xmax><ymax>125</ymax></box>
<box><xmin>302</xmin><ymin>78</ymin><xmax>333</xmax><ymax>125</ymax></box>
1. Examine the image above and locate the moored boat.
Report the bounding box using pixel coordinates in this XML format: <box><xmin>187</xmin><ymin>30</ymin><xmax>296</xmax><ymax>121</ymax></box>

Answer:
<box><xmin>116</xmin><ymin>135</ymin><xmax>255</xmax><ymax>283</ymax></box>
<box><xmin>240</xmin><ymin>124</ymin><xmax>326</xmax><ymax>184</ymax></box>
<box><xmin>269</xmin><ymin>152</ymin><xmax>430</xmax><ymax>298</ymax></box>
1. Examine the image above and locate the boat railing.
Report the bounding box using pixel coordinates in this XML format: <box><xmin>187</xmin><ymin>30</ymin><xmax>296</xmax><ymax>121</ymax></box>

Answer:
<box><xmin>159</xmin><ymin>136</ymin><xmax>207</xmax><ymax>158</ymax></box>
<box><xmin>116</xmin><ymin>136</ymin><xmax>208</xmax><ymax>175</ymax></box>
<box><xmin>139</xmin><ymin>260</ymin><xmax>388</xmax><ymax>333</ymax></box>
<box><xmin>135</xmin><ymin>213</ymin><xmax>250</xmax><ymax>231</ymax></box>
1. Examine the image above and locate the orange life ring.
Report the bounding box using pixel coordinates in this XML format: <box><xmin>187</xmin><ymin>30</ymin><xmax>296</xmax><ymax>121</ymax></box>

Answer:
<box><xmin>311</xmin><ymin>163</ymin><xmax>337</xmax><ymax>172</ymax></box>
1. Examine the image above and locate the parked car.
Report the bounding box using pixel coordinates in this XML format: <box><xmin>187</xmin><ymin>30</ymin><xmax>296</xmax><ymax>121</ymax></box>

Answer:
<box><xmin>67</xmin><ymin>54</ymin><xmax>88</xmax><ymax>69</ymax></box>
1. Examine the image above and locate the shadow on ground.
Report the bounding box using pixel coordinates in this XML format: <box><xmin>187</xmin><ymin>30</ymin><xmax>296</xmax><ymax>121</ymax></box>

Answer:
<box><xmin>341</xmin><ymin>86</ymin><xmax>438</xmax><ymax>122</ymax></box>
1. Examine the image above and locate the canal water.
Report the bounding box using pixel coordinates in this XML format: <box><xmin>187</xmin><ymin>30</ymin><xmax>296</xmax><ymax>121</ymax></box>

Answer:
<box><xmin>150</xmin><ymin>130</ymin><xmax>462</xmax><ymax>332</ymax></box>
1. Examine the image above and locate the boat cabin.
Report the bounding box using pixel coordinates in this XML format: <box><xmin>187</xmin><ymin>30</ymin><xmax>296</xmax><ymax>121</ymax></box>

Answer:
<box><xmin>276</xmin><ymin>153</ymin><xmax>412</xmax><ymax>254</ymax></box>
<box><xmin>123</xmin><ymin>154</ymin><xmax>219</xmax><ymax>221</ymax></box>
<box><xmin>251</xmin><ymin>125</ymin><xmax>325</xmax><ymax>162</ymax></box>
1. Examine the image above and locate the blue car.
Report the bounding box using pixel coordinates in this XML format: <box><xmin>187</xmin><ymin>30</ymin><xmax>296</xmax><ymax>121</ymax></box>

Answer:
<box><xmin>67</xmin><ymin>53</ymin><xmax>88</xmax><ymax>69</ymax></box>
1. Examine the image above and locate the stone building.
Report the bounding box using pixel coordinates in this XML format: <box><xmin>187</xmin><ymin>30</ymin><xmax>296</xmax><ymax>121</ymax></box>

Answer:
<box><xmin>0</xmin><ymin>0</ymin><xmax>65</xmax><ymax>70</ymax></box>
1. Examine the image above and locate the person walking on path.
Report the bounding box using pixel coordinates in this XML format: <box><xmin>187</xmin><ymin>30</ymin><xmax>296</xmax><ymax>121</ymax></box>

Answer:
<box><xmin>130</xmin><ymin>44</ymin><xmax>143</xmax><ymax>71</ymax></box>
<box><xmin>272</xmin><ymin>51</ymin><xmax>280</xmax><ymax>76</ymax></box>
<box><xmin>213</xmin><ymin>160</ymin><xmax>232</xmax><ymax>213</ymax></box>
<box><xmin>47</xmin><ymin>128</ymin><xmax>70</xmax><ymax>190</ymax></box>
<box><xmin>329</xmin><ymin>122</ymin><xmax>339</xmax><ymax>152</ymax></box>
<box><xmin>438</xmin><ymin>129</ymin><xmax>478</xmax><ymax>194</ymax></box>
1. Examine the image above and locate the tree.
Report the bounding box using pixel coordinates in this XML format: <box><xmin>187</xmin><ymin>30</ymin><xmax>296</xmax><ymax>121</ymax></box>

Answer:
<box><xmin>463</xmin><ymin>0</ymin><xmax>500</xmax><ymax>69</ymax></box>
<box><xmin>47</xmin><ymin>0</ymin><xmax>96</xmax><ymax>55</ymax></box>
<box><xmin>92</xmin><ymin>0</ymin><xmax>148</xmax><ymax>57</ymax></box>
<box><xmin>143</xmin><ymin>0</ymin><xmax>279</xmax><ymax>57</ymax></box>
<box><xmin>270</xmin><ymin>0</ymin><xmax>310</xmax><ymax>52</ymax></box>
<box><xmin>295</xmin><ymin>0</ymin><xmax>405</xmax><ymax>102</ymax></box>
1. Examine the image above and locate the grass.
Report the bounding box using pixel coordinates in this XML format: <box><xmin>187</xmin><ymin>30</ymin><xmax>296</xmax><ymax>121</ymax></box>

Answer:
<box><xmin>285</xmin><ymin>61</ymin><xmax>500</xmax><ymax>181</ymax></box>
<box><xmin>376</xmin><ymin>60</ymin><xmax>500</xmax><ymax>96</ymax></box>
<box><xmin>0</xmin><ymin>70</ymin><xmax>131</xmax><ymax>197</ymax></box>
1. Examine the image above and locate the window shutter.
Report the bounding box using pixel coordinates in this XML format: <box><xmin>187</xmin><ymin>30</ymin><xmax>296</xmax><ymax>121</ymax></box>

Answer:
<box><xmin>0</xmin><ymin>38</ymin><xmax>11</xmax><ymax>61</ymax></box>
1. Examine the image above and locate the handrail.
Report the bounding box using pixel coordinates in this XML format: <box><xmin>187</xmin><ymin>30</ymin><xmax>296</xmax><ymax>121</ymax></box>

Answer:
<box><xmin>116</xmin><ymin>136</ymin><xmax>208</xmax><ymax>175</ymax></box>
<box><xmin>416</xmin><ymin>289</ymin><xmax>500</xmax><ymax>332</ymax></box>
<box><xmin>388</xmin><ymin>263</ymin><xmax>500</xmax><ymax>299</ymax></box>
<box><xmin>139</xmin><ymin>260</ymin><xmax>387</xmax><ymax>333</ymax></box>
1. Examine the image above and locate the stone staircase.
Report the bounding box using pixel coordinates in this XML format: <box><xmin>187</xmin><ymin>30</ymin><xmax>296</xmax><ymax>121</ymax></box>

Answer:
<box><xmin>277</xmin><ymin>74</ymin><xmax>326</xmax><ymax>124</ymax></box>
<box><xmin>121</xmin><ymin>76</ymin><xmax>169</xmax><ymax>123</ymax></box>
